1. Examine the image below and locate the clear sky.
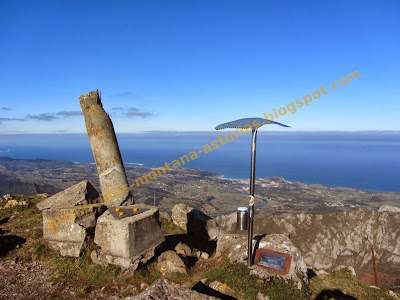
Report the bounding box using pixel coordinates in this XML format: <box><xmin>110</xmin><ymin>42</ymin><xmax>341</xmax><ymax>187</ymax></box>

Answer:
<box><xmin>0</xmin><ymin>0</ymin><xmax>399</xmax><ymax>134</ymax></box>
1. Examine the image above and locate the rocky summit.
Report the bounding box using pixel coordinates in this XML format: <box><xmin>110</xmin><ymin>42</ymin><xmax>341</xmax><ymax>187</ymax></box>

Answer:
<box><xmin>1</xmin><ymin>191</ymin><xmax>400</xmax><ymax>299</ymax></box>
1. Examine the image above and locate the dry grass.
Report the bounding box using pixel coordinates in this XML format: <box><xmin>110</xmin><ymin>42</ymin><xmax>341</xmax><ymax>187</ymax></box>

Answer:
<box><xmin>310</xmin><ymin>269</ymin><xmax>396</xmax><ymax>300</ymax></box>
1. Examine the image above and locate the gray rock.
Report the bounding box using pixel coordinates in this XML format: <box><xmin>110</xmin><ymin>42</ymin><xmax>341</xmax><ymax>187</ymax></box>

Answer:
<box><xmin>218</xmin><ymin>233</ymin><xmax>308</xmax><ymax>289</ymax></box>
<box><xmin>216</xmin><ymin>233</ymin><xmax>247</xmax><ymax>255</ymax></box>
<box><xmin>171</xmin><ymin>203</ymin><xmax>215</xmax><ymax>241</ymax></box>
<box><xmin>159</xmin><ymin>211</ymin><xmax>172</xmax><ymax>222</ymax></box>
<box><xmin>205</xmin><ymin>218</ymin><xmax>219</xmax><ymax>241</ymax></box>
<box><xmin>131</xmin><ymin>279</ymin><xmax>219</xmax><ymax>300</ymax></box>
<box><xmin>388</xmin><ymin>290</ymin><xmax>399</xmax><ymax>299</ymax></box>
<box><xmin>195</xmin><ymin>251</ymin><xmax>210</xmax><ymax>260</ymax></box>
<box><xmin>90</xmin><ymin>249</ymin><xmax>108</xmax><ymax>266</ymax></box>
<box><xmin>3</xmin><ymin>194</ymin><xmax>12</xmax><ymax>201</ymax></box>
<box><xmin>36</xmin><ymin>180</ymin><xmax>99</xmax><ymax>210</ymax></box>
<box><xmin>315</xmin><ymin>269</ymin><xmax>329</xmax><ymax>278</ymax></box>
<box><xmin>171</xmin><ymin>203</ymin><xmax>192</xmax><ymax>230</ymax></box>
<box><xmin>208</xmin><ymin>280</ymin><xmax>235</xmax><ymax>296</ymax></box>
<box><xmin>174</xmin><ymin>242</ymin><xmax>191</xmax><ymax>256</ymax></box>
<box><xmin>257</xmin><ymin>292</ymin><xmax>270</xmax><ymax>300</ymax></box>
<box><xmin>214</xmin><ymin>212</ymin><xmax>237</xmax><ymax>234</ymax></box>
<box><xmin>252</xmin><ymin>234</ymin><xmax>308</xmax><ymax>289</ymax></box>
<box><xmin>36</xmin><ymin>193</ymin><xmax>49</xmax><ymax>198</ymax></box>
<box><xmin>157</xmin><ymin>250</ymin><xmax>188</xmax><ymax>275</ymax></box>
<box><xmin>201</xmin><ymin>212</ymin><xmax>238</xmax><ymax>242</ymax></box>
<box><xmin>378</xmin><ymin>205</ymin><xmax>400</xmax><ymax>213</ymax></box>
<box><xmin>333</xmin><ymin>265</ymin><xmax>356</xmax><ymax>277</ymax></box>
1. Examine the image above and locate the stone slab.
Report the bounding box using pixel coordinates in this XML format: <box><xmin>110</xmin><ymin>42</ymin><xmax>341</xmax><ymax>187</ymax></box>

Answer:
<box><xmin>36</xmin><ymin>180</ymin><xmax>99</xmax><ymax>210</ymax></box>
<box><xmin>94</xmin><ymin>204</ymin><xmax>165</xmax><ymax>261</ymax></box>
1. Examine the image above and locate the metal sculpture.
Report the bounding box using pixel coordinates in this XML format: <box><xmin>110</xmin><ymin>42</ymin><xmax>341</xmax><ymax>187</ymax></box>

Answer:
<box><xmin>215</xmin><ymin>117</ymin><xmax>290</xmax><ymax>266</ymax></box>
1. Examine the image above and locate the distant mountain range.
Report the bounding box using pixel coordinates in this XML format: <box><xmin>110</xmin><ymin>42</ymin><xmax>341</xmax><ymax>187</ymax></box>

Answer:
<box><xmin>0</xmin><ymin>174</ymin><xmax>61</xmax><ymax>197</ymax></box>
<box><xmin>0</xmin><ymin>157</ymin><xmax>70</xmax><ymax>196</ymax></box>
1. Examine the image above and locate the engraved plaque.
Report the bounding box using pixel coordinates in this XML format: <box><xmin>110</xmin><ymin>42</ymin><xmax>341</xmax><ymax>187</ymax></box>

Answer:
<box><xmin>254</xmin><ymin>249</ymin><xmax>292</xmax><ymax>275</ymax></box>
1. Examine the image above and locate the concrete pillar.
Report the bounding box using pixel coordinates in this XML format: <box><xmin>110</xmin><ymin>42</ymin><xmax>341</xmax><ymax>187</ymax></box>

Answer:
<box><xmin>79</xmin><ymin>90</ymin><xmax>133</xmax><ymax>207</ymax></box>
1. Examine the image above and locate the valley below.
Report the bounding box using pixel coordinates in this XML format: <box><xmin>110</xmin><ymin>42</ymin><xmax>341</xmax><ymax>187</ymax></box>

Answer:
<box><xmin>1</xmin><ymin>156</ymin><xmax>399</xmax><ymax>217</ymax></box>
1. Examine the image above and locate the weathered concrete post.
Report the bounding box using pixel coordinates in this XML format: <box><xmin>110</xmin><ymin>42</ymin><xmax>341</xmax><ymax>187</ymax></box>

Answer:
<box><xmin>79</xmin><ymin>90</ymin><xmax>133</xmax><ymax>207</ymax></box>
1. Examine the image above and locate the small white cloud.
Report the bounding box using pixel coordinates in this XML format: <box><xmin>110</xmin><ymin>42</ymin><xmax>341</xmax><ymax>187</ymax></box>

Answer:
<box><xmin>26</xmin><ymin>113</ymin><xmax>58</xmax><ymax>121</ymax></box>
<box><xmin>126</xmin><ymin>107</ymin><xmax>154</xmax><ymax>117</ymax></box>
<box><xmin>57</xmin><ymin>111</ymin><xmax>82</xmax><ymax>116</ymax></box>
<box><xmin>109</xmin><ymin>91</ymin><xmax>135</xmax><ymax>98</ymax></box>
<box><xmin>0</xmin><ymin>117</ymin><xmax>24</xmax><ymax>125</ymax></box>
<box><xmin>110</xmin><ymin>107</ymin><xmax>155</xmax><ymax>118</ymax></box>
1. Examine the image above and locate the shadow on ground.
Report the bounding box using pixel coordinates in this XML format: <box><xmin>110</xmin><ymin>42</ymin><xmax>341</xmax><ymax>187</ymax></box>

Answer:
<box><xmin>160</xmin><ymin>233</ymin><xmax>217</xmax><ymax>255</ymax></box>
<box><xmin>0</xmin><ymin>235</ymin><xmax>27</xmax><ymax>257</ymax></box>
<box><xmin>314</xmin><ymin>289</ymin><xmax>358</xmax><ymax>300</ymax></box>
<box><xmin>192</xmin><ymin>281</ymin><xmax>237</xmax><ymax>300</ymax></box>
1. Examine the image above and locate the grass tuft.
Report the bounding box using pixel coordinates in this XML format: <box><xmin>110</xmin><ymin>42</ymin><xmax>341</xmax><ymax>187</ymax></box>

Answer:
<box><xmin>166</xmin><ymin>271</ymin><xmax>189</xmax><ymax>283</ymax></box>
<box><xmin>31</xmin><ymin>239</ymin><xmax>121</xmax><ymax>287</ymax></box>
<box><xmin>310</xmin><ymin>268</ymin><xmax>395</xmax><ymax>300</ymax></box>
<box><xmin>129</xmin><ymin>261</ymin><xmax>162</xmax><ymax>285</ymax></box>
<box><xmin>159</xmin><ymin>215</ymin><xmax>186</xmax><ymax>235</ymax></box>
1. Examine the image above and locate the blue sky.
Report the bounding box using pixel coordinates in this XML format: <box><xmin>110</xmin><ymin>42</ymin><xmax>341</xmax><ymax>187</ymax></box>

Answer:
<box><xmin>0</xmin><ymin>0</ymin><xmax>399</xmax><ymax>133</ymax></box>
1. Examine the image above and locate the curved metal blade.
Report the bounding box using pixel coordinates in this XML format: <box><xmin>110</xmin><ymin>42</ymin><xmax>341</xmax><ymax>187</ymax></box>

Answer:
<box><xmin>215</xmin><ymin>117</ymin><xmax>290</xmax><ymax>130</ymax></box>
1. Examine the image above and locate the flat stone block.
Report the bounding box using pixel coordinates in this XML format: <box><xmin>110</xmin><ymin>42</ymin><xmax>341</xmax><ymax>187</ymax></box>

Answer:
<box><xmin>42</xmin><ymin>204</ymin><xmax>105</xmax><ymax>257</ymax></box>
<box><xmin>37</xmin><ymin>180</ymin><xmax>99</xmax><ymax>210</ymax></box>
<box><xmin>94</xmin><ymin>204</ymin><xmax>165</xmax><ymax>260</ymax></box>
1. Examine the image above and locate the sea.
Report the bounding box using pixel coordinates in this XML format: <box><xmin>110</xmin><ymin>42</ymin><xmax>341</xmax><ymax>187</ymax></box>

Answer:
<box><xmin>1</xmin><ymin>131</ymin><xmax>399</xmax><ymax>193</ymax></box>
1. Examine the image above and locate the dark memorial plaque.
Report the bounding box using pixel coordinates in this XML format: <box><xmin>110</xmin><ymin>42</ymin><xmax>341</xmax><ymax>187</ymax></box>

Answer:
<box><xmin>254</xmin><ymin>249</ymin><xmax>292</xmax><ymax>275</ymax></box>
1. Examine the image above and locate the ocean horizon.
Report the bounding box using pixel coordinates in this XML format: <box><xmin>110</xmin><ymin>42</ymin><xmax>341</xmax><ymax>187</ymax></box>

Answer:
<box><xmin>1</xmin><ymin>131</ymin><xmax>399</xmax><ymax>193</ymax></box>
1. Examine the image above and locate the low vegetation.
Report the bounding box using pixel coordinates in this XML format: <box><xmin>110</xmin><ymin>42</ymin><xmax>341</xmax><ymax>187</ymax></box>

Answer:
<box><xmin>309</xmin><ymin>269</ymin><xmax>397</xmax><ymax>300</ymax></box>
<box><xmin>203</xmin><ymin>257</ymin><xmax>308</xmax><ymax>300</ymax></box>
<box><xmin>159</xmin><ymin>214</ymin><xmax>186</xmax><ymax>235</ymax></box>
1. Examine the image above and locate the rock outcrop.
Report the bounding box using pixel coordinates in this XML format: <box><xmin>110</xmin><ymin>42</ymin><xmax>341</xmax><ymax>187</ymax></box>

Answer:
<box><xmin>252</xmin><ymin>208</ymin><xmax>400</xmax><ymax>276</ymax></box>
<box><xmin>217</xmin><ymin>233</ymin><xmax>308</xmax><ymax>289</ymax></box>
<box><xmin>174</xmin><ymin>242</ymin><xmax>191</xmax><ymax>256</ymax></box>
<box><xmin>378</xmin><ymin>205</ymin><xmax>400</xmax><ymax>213</ymax></box>
<box><xmin>251</xmin><ymin>234</ymin><xmax>308</xmax><ymax>288</ymax></box>
<box><xmin>157</xmin><ymin>250</ymin><xmax>188</xmax><ymax>275</ymax></box>
<box><xmin>171</xmin><ymin>203</ymin><xmax>217</xmax><ymax>241</ymax></box>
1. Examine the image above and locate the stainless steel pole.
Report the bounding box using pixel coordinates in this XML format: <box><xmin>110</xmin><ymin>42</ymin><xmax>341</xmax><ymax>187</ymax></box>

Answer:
<box><xmin>248</xmin><ymin>129</ymin><xmax>257</xmax><ymax>266</ymax></box>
